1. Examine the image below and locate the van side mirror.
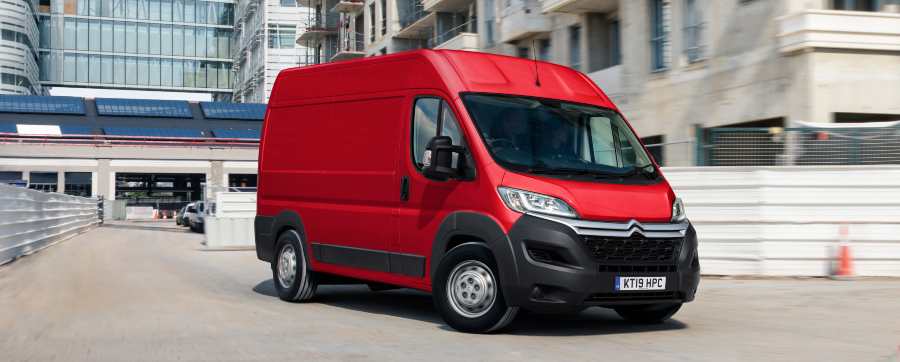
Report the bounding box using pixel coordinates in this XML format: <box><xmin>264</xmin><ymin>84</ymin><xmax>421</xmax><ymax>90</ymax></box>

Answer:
<box><xmin>423</xmin><ymin>136</ymin><xmax>466</xmax><ymax>181</ymax></box>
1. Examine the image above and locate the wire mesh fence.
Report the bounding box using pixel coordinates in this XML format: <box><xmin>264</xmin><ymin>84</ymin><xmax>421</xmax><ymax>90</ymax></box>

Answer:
<box><xmin>701</xmin><ymin>125</ymin><xmax>900</xmax><ymax>166</ymax></box>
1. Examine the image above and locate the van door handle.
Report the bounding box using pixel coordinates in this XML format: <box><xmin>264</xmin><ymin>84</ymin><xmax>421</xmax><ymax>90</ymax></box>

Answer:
<box><xmin>400</xmin><ymin>176</ymin><xmax>409</xmax><ymax>201</ymax></box>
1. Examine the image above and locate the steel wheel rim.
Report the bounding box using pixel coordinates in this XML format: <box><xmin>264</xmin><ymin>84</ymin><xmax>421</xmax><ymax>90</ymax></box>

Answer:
<box><xmin>446</xmin><ymin>260</ymin><xmax>497</xmax><ymax>318</ymax></box>
<box><xmin>277</xmin><ymin>244</ymin><xmax>298</xmax><ymax>289</ymax></box>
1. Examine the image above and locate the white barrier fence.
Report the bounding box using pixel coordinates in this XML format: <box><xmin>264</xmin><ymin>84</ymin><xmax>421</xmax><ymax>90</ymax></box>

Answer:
<box><xmin>0</xmin><ymin>184</ymin><xmax>99</xmax><ymax>265</ymax></box>
<box><xmin>664</xmin><ymin>166</ymin><xmax>900</xmax><ymax>277</ymax></box>
<box><xmin>205</xmin><ymin>191</ymin><xmax>256</xmax><ymax>248</ymax></box>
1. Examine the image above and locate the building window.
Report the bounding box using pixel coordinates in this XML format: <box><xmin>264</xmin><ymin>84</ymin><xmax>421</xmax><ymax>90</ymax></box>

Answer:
<box><xmin>280</xmin><ymin>0</ymin><xmax>295</xmax><ymax>6</ymax></box>
<box><xmin>608</xmin><ymin>18</ymin><xmax>620</xmax><ymax>66</ymax></box>
<box><xmin>832</xmin><ymin>0</ymin><xmax>880</xmax><ymax>11</ymax></box>
<box><xmin>516</xmin><ymin>46</ymin><xmax>529</xmax><ymax>58</ymax></box>
<box><xmin>538</xmin><ymin>38</ymin><xmax>550</xmax><ymax>61</ymax></box>
<box><xmin>380</xmin><ymin>0</ymin><xmax>387</xmax><ymax>35</ymax></box>
<box><xmin>268</xmin><ymin>24</ymin><xmax>296</xmax><ymax>48</ymax></box>
<box><xmin>569</xmin><ymin>24</ymin><xmax>581</xmax><ymax>70</ymax></box>
<box><xmin>641</xmin><ymin>135</ymin><xmax>665</xmax><ymax>166</ymax></box>
<box><xmin>28</xmin><ymin>172</ymin><xmax>58</xmax><ymax>193</ymax></box>
<box><xmin>64</xmin><ymin>172</ymin><xmax>92</xmax><ymax>197</ymax></box>
<box><xmin>484</xmin><ymin>0</ymin><xmax>495</xmax><ymax>48</ymax></box>
<box><xmin>369</xmin><ymin>3</ymin><xmax>376</xmax><ymax>41</ymax></box>
<box><xmin>649</xmin><ymin>0</ymin><xmax>670</xmax><ymax>71</ymax></box>
<box><xmin>683</xmin><ymin>0</ymin><xmax>704</xmax><ymax>63</ymax></box>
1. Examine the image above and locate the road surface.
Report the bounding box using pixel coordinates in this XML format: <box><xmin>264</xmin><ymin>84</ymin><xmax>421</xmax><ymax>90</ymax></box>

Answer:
<box><xmin>1</xmin><ymin>221</ymin><xmax>898</xmax><ymax>361</ymax></box>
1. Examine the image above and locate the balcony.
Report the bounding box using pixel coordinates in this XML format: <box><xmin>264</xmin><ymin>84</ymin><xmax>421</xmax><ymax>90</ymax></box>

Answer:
<box><xmin>433</xmin><ymin>32</ymin><xmax>478</xmax><ymax>50</ymax></box>
<box><xmin>331</xmin><ymin>32</ymin><xmax>367</xmax><ymax>61</ymax></box>
<box><xmin>777</xmin><ymin>10</ymin><xmax>900</xmax><ymax>54</ymax></box>
<box><xmin>429</xmin><ymin>20</ymin><xmax>479</xmax><ymax>50</ymax></box>
<box><xmin>500</xmin><ymin>2</ymin><xmax>551</xmax><ymax>43</ymax></box>
<box><xmin>424</xmin><ymin>0</ymin><xmax>473</xmax><ymax>12</ymax></box>
<box><xmin>541</xmin><ymin>0</ymin><xmax>617</xmax><ymax>14</ymax></box>
<box><xmin>331</xmin><ymin>0</ymin><xmax>365</xmax><ymax>14</ymax></box>
<box><xmin>297</xmin><ymin>17</ymin><xmax>339</xmax><ymax>44</ymax></box>
<box><xmin>586</xmin><ymin>64</ymin><xmax>622</xmax><ymax>101</ymax></box>
<box><xmin>397</xmin><ymin>0</ymin><xmax>437</xmax><ymax>39</ymax></box>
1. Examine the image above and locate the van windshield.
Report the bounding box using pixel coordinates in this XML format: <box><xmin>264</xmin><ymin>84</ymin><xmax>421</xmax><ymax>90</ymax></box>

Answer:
<box><xmin>461</xmin><ymin>94</ymin><xmax>656</xmax><ymax>180</ymax></box>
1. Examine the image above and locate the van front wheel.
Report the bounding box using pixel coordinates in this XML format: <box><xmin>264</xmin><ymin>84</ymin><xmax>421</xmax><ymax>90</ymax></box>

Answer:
<box><xmin>433</xmin><ymin>244</ymin><xmax>518</xmax><ymax>333</ymax></box>
<box><xmin>272</xmin><ymin>230</ymin><xmax>317</xmax><ymax>302</ymax></box>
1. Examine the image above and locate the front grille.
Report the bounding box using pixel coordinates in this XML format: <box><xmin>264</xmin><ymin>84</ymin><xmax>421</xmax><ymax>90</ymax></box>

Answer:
<box><xmin>585</xmin><ymin>291</ymin><xmax>679</xmax><ymax>303</ymax></box>
<box><xmin>583</xmin><ymin>235</ymin><xmax>683</xmax><ymax>263</ymax></box>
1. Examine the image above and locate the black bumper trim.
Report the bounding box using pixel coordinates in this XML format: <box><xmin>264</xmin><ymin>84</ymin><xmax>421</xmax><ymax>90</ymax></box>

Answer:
<box><xmin>504</xmin><ymin>214</ymin><xmax>700</xmax><ymax>312</ymax></box>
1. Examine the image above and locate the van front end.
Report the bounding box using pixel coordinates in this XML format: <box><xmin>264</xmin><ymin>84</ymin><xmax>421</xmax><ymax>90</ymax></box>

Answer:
<box><xmin>503</xmin><ymin>212</ymin><xmax>700</xmax><ymax>313</ymax></box>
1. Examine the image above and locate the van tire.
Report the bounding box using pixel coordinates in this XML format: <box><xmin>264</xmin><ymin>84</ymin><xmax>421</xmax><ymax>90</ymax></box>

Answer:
<box><xmin>433</xmin><ymin>243</ymin><xmax>519</xmax><ymax>333</ymax></box>
<box><xmin>272</xmin><ymin>230</ymin><xmax>317</xmax><ymax>302</ymax></box>
<box><xmin>614</xmin><ymin>303</ymin><xmax>682</xmax><ymax>324</ymax></box>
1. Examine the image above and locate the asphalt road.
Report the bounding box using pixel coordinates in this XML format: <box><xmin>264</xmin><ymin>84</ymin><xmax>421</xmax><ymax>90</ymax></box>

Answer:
<box><xmin>1</xmin><ymin>221</ymin><xmax>898</xmax><ymax>362</ymax></box>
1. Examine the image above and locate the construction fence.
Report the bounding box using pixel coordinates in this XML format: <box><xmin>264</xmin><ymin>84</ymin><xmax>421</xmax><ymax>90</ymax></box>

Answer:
<box><xmin>696</xmin><ymin>123</ymin><xmax>900</xmax><ymax>166</ymax></box>
<box><xmin>0</xmin><ymin>184</ymin><xmax>100</xmax><ymax>265</ymax></box>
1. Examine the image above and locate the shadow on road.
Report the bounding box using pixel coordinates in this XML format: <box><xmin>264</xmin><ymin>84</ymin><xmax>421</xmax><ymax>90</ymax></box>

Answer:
<box><xmin>253</xmin><ymin>279</ymin><xmax>688</xmax><ymax>336</ymax></box>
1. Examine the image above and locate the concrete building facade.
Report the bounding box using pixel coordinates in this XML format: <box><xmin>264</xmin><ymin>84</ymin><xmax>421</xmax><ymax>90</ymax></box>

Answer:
<box><xmin>351</xmin><ymin>0</ymin><xmax>900</xmax><ymax>166</ymax></box>
<box><xmin>232</xmin><ymin>0</ymin><xmax>312</xmax><ymax>102</ymax></box>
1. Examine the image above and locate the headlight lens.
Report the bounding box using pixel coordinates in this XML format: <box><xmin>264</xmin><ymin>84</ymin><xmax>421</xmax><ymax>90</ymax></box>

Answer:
<box><xmin>671</xmin><ymin>197</ymin><xmax>687</xmax><ymax>223</ymax></box>
<box><xmin>498</xmin><ymin>187</ymin><xmax>577</xmax><ymax>218</ymax></box>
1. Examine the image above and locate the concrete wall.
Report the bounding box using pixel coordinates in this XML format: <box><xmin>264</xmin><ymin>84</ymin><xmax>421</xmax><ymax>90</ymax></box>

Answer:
<box><xmin>665</xmin><ymin>166</ymin><xmax>900</xmax><ymax>277</ymax></box>
<box><xmin>0</xmin><ymin>184</ymin><xmax>98</xmax><ymax>265</ymax></box>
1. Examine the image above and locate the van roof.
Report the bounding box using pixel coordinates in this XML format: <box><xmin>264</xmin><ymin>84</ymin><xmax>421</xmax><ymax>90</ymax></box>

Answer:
<box><xmin>268</xmin><ymin>49</ymin><xmax>616</xmax><ymax>110</ymax></box>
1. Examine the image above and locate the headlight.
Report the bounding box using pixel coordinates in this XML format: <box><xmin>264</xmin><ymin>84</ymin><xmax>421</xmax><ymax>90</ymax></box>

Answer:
<box><xmin>498</xmin><ymin>187</ymin><xmax>577</xmax><ymax>218</ymax></box>
<box><xmin>671</xmin><ymin>197</ymin><xmax>687</xmax><ymax>223</ymax></box>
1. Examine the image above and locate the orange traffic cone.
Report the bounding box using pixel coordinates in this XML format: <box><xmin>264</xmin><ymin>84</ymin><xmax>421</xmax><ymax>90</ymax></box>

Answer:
<box><xmin>831</xmin><ymin>224</ymin><xmax>855</xmax><ymax>280</ymax></box>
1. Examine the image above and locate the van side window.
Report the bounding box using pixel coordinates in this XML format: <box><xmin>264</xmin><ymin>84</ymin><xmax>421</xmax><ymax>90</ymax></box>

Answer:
<box><xmin>412</xmin><ymin>97</ymin><xmax>465</xmax><ymax>169</ymax></box>
<box><xmin>412</xmin><ymin>98</ymin><xmax>440</xmax><ymax>167</ymax></box>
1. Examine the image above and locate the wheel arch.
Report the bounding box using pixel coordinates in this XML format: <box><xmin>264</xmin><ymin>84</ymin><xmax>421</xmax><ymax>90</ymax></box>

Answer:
<box><xmin>430</xmin><ymin>212</ymin><xmax>520</xmax><ymax>303</ymax></box>
<box><xmin>255</xmin><ymin>210</ymin><xmax>307</xmax><ymax>263</ymax></box>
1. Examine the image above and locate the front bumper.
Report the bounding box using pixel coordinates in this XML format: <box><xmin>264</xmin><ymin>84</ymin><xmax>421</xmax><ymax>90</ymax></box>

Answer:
<box><xmin>503</xmin><ymin>214</ymin><xmax>700</xmax><ymax>313</ymax></box>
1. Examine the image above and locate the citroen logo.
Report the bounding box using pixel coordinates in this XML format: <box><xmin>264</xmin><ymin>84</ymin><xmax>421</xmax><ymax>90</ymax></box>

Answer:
<box><xmin>624</xmin><ymin>220</ymin><xmax>647</xmax><ymax>237</ymax></box>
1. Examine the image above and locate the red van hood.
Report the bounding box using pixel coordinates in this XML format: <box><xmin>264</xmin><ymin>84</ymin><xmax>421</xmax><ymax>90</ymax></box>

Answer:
<box><xmin>501</xmin><ymin>171</ymin><xmax>675</xmax><ymax>223</ymax></box>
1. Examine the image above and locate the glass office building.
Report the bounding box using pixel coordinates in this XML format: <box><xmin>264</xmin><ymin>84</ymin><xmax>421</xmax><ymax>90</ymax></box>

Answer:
<box><xmin>0</xmin><ymin>0</ymin><xmax>42</xmax><ymax>95</ymax></box>
<box><xmin>35</xmin><ymin>0</ymin><xmax>235</xmax><ymax>96</ymax></box>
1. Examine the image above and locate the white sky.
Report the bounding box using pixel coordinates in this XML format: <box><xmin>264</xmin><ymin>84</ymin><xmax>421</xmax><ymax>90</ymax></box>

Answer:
<box><xmin>48</xmin><ymin>87</ymin><xmax>213</xmax><ymax>101</ymax></box>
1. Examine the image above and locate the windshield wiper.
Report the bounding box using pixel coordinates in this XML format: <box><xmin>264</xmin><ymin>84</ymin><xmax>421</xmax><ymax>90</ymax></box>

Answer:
<box><xmin>523</xmin><ymin>166</ymin><xmax>619</xmax><ymax>179</ymax></box>
<box><xmin>618</xmin><ymin>164</ymin><xmax>657</xmax><ymax>179</ymax></box>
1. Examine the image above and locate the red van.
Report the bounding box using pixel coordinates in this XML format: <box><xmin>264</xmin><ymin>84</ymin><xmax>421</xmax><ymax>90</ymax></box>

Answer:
<box><xmin>255</xmin><ymin>49</ymin><xmax>699</xmax><ymax>333</ymax></box>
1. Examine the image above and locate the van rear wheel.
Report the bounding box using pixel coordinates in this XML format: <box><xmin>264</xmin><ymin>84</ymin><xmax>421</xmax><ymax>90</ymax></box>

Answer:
<box><xmin>433</xmin><ymin>243</ymin><xmax>518</xmax><ymax>333</ymax></box>
<box><xmin>614</xmin><ymin>303</ymin><xmax>682</xmax><ymax>324</ymax></box>
<box><xmin>272</xmin><ymin>230</ymin><xmax>317</xmax><ymax>302</ymax></box>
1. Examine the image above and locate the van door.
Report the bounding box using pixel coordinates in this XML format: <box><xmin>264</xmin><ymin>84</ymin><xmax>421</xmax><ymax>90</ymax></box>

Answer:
<box><xmin>395</xmin><ymin>95</ymin><xmax>475</xmax><ymax>282</ymax></box>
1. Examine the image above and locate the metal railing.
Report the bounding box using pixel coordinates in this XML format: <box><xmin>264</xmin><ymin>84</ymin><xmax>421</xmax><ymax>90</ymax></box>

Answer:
<box><xmin>340</xmin><ymin>31</ymin><xmax>366</xmax><ymax>52</ymax></box>
<box><xmin>428</xmin><ymin>19</ymin><xmax>477</xmax><ymax>48</ymax></box>
<box><xmin>699</xmin><ymin>125</ymin><xmax>900</xmax><ymax>166</ymax></box>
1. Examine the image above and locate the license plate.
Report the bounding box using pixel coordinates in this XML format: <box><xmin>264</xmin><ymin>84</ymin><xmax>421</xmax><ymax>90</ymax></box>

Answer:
<box><xmin>615</xmin><ymin>276</ymin><xmax>666</xmax><ymax>291</ymax></box>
